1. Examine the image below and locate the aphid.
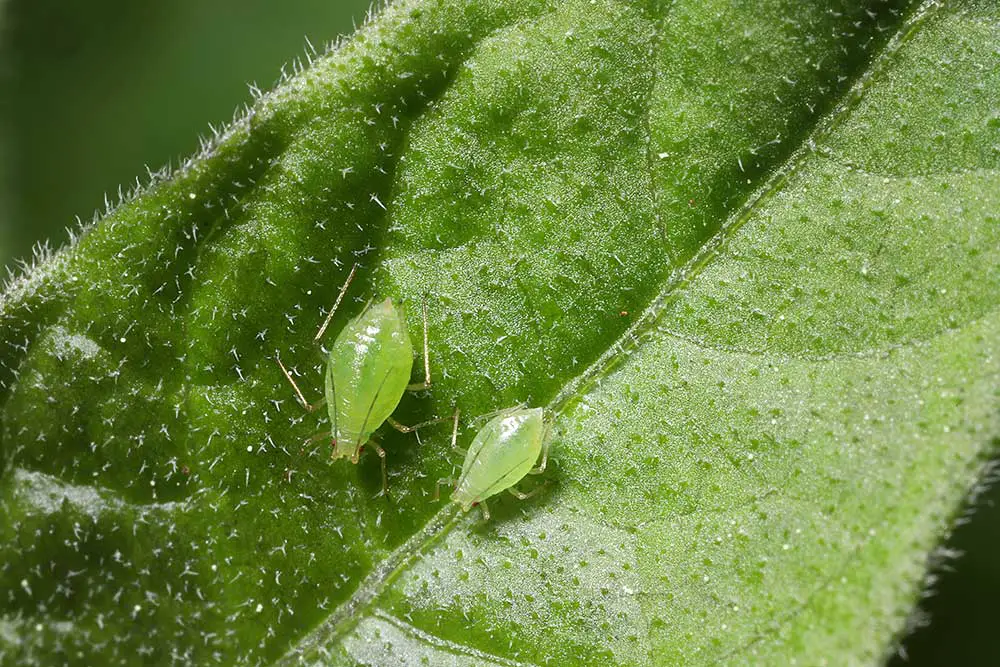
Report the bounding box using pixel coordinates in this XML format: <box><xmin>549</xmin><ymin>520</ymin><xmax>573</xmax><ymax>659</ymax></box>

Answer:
<box><xmin>436</xmin><ymin>406</ymin><xmax>550</xmax><ymax>520</ymax></box>
<box><xmin>277</xmin><ymin>264</ymin><xmax>447</xmax><ymax>493</ymax></box>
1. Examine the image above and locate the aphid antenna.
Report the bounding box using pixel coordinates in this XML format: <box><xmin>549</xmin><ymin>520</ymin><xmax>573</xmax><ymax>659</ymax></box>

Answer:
<box><xmin>276</xmin><ymin>354</ymin><xmax>322</xmax><ymax>412</ymax></box>
<box><xmin>315</xmin><ymin>262</ymin><xmax>359</xmax><ymax>342</ymax></box>
<box><xmin>406</xmin><ymin>299</ymin><xmax>433</xmax><ymax>391</ymax></box>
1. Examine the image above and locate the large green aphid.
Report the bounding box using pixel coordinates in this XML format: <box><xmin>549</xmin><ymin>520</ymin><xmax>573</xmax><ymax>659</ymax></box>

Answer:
<box><xmin>277</xmin><ymin>265</ymin><xmax>445</xmax><ymax>493</ymax></box>
<box><xmin>437</xmin><ymin>406</ymin><xmax>551</xmax><ymax>519</ymax></box>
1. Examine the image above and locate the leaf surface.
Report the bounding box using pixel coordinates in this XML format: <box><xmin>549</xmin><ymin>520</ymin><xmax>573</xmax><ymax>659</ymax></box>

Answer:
<box><xmin>1</xmin><ymin>0</ymin><xmax>998</xmax><ymax>665</ymax></box>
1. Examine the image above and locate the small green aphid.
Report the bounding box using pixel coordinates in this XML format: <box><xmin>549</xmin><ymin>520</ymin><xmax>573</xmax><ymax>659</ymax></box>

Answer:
<box><xmin>436</xmin><ymin>406</ymin><xmax>550</xmax><ymax>520</ymax></box>
<box><xmin>277</xmin><ymin>264</ymin><xmax>447</xmax><ymax>493</ymax></box>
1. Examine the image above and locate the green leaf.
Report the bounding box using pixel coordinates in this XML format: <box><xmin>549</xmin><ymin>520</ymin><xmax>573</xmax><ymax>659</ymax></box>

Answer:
<box><xmin>2</xmin><ymin>0</ymin><xmax>998</xmax><ymax>664</ymax></box>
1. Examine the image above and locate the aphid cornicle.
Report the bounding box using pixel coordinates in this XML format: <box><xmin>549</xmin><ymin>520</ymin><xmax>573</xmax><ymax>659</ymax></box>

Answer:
<box><xmin>437</xmin><ymin>406</ymin><xmax>550</xmax><ymax>520</ymax></box>
<box><xmin>277</xmin><ymin>264</ymin><xmax>447</xmax><ymax>493</ymax></box>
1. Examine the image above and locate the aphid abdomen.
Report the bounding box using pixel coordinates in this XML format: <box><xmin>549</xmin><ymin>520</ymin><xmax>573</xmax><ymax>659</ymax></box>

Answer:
<box><xmin>324</xmin><ymin>299</ymin><xmax>415</xmax><ymax>459</ymax></box>
<box><xmin>452</xmin><ymin>407</ymin><xmax>544</xmax><ymax>510</ymax></box>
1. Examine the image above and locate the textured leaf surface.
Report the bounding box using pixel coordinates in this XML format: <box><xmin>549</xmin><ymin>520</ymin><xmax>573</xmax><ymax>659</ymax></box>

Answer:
<box><xmin>2</xmin><ymin>0</ymin><xmax>998</xmax><ymax>665</ymax></box>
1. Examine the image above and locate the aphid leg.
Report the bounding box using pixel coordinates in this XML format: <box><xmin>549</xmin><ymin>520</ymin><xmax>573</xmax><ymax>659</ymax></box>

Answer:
<box><xmin>386</xmin><ymin>416</ymin><xmax>438</xmax><ymax>433</ymax></box>
<box><xmin>478</xmin><ymin>500</ymin><xmax>491</xmax><ymax>521</ymax></box>
<box><xmin>433</xmin><ymin>477</ymin><xmax>455</xmax><ymax>502</ymax></box>
<box><xmin>406</xmin><ymin>301</ymin><xmax>433</xmax><ymax>391</ymax></box>
<box><xmin>528</xmin><ymin>421</ymin><xmax>553</xmax><ymax>475</ymax></box>
<box><xmin>367</xmin><ymin>440</ymin><xmax>389</xmax><ymax>496</ymax></box>
<box><xmin>386</xmin><ymin>404</ymin><xmax>459</xmax><ymax>434</ymax></box>
<box><xmin>303</xmin><ymin>430</ymin><xmax>331</xmax><ymax>450</ymax></box>
<box><xmin>276</xmin><ymin>355</ymin><xmax>325</xmax><ymax>412</ymax></box>
<box><xmin>304</xmin><ymin>430</ymin><xmax>333</xmax><ymax>460</ymax></box>
<box><xmin>507</xmin><ymin>485</ymin><xmax>545</xmax><ymax>501</ymax></box>
<box><xmin>314</xmin><ymin>263</ymin><xmax>359</xmax><ymax>342</ymax></box>
<box><xmin>433</xmin><ymin>412</ymin><xmax>462</xmax><ymax>501</ymax></box>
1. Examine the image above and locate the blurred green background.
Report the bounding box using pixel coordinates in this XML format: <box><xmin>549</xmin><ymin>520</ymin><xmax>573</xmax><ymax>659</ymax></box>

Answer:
<box><xmin>0</xmin><ymin>0</ymin><xmax>372</xmax><ymax>268</ymax></box>
<box><xmin>0</xmin><ymin>0</ymin><xmax>995</xmax><ymax>664</ymax></box>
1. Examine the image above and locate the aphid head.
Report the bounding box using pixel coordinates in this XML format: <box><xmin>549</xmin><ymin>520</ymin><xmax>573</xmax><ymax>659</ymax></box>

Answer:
<box><xmin>499</xmin><ymin>407</ymin><xmax>544</xmax><ymax>435</ymax></box>
<box><xmin>351</xmin><ymin>298</ymin><xmax>411</xmax><ymax>348</ymax></box>
<box><xmin>360</xmin><ymin>297</ymin><xmax>405</xmax><ymax>326</ymax></box>
<box><xmin>373</xmin><ymin>297</ymin><xmax>398</xmax><ymax>315</ymax></box>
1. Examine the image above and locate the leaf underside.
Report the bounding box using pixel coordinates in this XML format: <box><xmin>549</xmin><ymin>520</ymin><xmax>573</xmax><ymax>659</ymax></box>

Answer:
<box><xmin>1</xmin><ymin>0</ymin><xmax>998</xmax><ymax>665</ymax></box>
